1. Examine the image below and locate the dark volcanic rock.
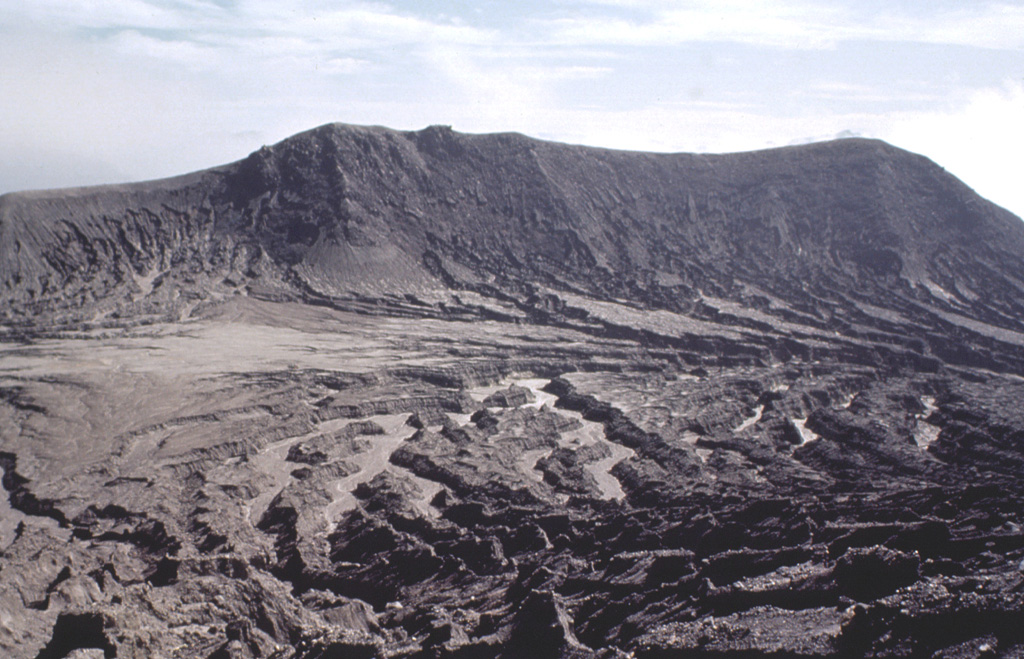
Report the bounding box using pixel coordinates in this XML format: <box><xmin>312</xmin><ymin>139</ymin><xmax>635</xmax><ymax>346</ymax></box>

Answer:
<box><xmin>483</xmin><ymin>385</ymin><xmax>535</xmax><ymax>408</ymax></box>
<box><xmin>1</xmin><ymin>123</ymin><xmax>1024</xmax><ymax>657</ymax></box>
<box><xmin>833</xmin><ymin>545</ymin><xmax>921</xmax><ymax>601</ymax></box>
<box><xmin>507</xmin><ymin>590</ymin><xmax>595</xmax><ymax>658</ymax></box>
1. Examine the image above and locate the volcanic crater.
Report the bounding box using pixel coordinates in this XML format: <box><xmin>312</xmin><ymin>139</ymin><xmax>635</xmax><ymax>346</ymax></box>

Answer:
<box><xmin>2</xmin><ymin>124</ymin><xmax>1024</xmax><ymax>657</ymax></box>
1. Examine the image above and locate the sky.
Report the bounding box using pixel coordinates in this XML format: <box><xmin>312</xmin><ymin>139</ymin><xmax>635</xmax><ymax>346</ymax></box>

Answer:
<box><xmin>1</xmin><ymin>1</ymin><xmax>1023</xmax><ymax>218</ymax></box>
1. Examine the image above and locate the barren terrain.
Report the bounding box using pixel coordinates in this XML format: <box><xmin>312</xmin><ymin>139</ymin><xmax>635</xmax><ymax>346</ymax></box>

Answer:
<box><xmin>2</xmin><ymin>124</ymin><xmax>1024</xmax><ymax>657</ymax></box>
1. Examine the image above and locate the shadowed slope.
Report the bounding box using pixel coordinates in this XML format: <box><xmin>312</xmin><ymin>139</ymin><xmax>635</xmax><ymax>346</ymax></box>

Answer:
<box><xmin>3</xmin><ymin>123</ymin><xmax>1023</xmax><ymax>328</ymax></box>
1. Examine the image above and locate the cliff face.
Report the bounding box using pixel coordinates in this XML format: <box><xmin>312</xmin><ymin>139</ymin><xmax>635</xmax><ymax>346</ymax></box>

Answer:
<box><xmin>3</xmin><ymin>125</ymin><xmax>1024</xmax><ymax>658</ymax></box>
<box><xmin>4</xmin><ymin>123</ymin><xmax>1023</xmax><ymax>327</ymax></box>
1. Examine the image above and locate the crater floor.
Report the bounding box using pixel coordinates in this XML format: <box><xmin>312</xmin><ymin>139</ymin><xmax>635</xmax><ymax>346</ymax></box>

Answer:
<box><xmin>3</xmin><ymin>294</ymin><xmax>1024</xmax><ymax>658</ymax></box>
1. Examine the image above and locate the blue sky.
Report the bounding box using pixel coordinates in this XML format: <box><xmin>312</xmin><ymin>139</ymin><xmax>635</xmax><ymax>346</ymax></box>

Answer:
<box><xmin>2</xmin><ymin>1</ymin><xmax>1023</xmax><ymax>218</ymax></box>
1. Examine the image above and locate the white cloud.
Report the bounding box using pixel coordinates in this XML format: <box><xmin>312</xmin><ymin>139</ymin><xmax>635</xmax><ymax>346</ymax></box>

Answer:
<box><xmin>883</xmin><ymin>81</ymin><xmax>1024</xmax><ymax>218</ymax></box>
<box><xmin>875</xmin><ymin>3</ymin><xmax>1024</xmax><ymax>50</ymax></box>
<box><xmin>545</xmin><ymin>1</ymin><xmax>1024</xmax><ymax>50</ymax></box>
<box><xmin>0</xmin><ymin>27</ymin><xmax>259</xmax><ymax>187</ymax></box>
<box><xmin>2</xmin><ymin>0</ymin><xmax>205</xmax><ymax>31</ymax></box>
<box><xmin>285</xmin><ymin>7</ymin><xmax>495</xmax><ymax>47</ymax></box>
<box><xmin>2</xmin><ymin>1</ymin><xmax>496</xmax><ymax>74</ymax></box>
<box><xmin>546</xmin><ymin>2</ymin><xmax>845</xmax><ymax>50</ymax></box>
<box><xmin>805</xmin><ymin>81</ymin><xmax>945</xmax><ymax>104</ymax></box>
<box><xmin>110</xmin><ymin>29</ymin><xmax>222</xmax><ymax>69</ymax></box>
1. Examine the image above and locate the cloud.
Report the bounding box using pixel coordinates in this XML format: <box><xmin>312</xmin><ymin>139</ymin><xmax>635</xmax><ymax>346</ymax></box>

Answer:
<box><xmin>0</xmin><ymin>25</ymin><xmax>268</xmax><ymax>188</ymax></box>
<box><xmin>283</xmin><ymin>7</ymin><xmax>495</xmax><ymax>47</ymax></box>
<box><xmin>883</xmin><ymin>81</ymin><xmax>1024</xmax><ymax>218</ymax></box>
<box><xmin>875</xmin><ymin>3</ymin><xmax>1024</xmax><ymax>50</ymax></box>
<box><xmin>110</xmin><ymin>29</ymin><xmax>222</xmax><ymax>69</ymax></box>
<box><xmin>0</xmin><ymin>143</ymin><xmax>129</xmax><ymax>193</ymax></box>
<box><xmin>2</xmin><ymin>0</ymin><xmax>205</xmax><ymax>31</ymax></box>
<box><xmin>546</xmin><ymin>1</ymin><xmax>845</xmax><ymax>50</ymax></box>
<box><xmin>545</xmin><ymin>1</ymin><xmax>1024</xmax><ymax>50</ymax></box>
<box><xmin>805</xmin><ymin>81</ymin><xmax>944</xmax><ymax>105</ymax></box>
<box><xmin>3</xmin><ymin>1</ymin><xmax>496</xmax><ymax>49</ymax></box>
